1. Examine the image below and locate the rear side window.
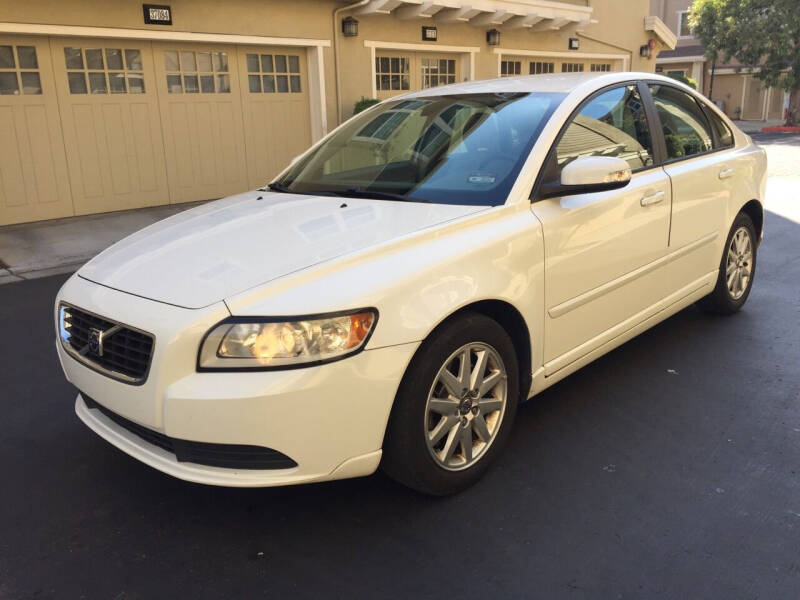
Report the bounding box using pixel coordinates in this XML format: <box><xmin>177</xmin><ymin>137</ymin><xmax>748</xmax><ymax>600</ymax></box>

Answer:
<box><xmin>552</xmin><ymin>84</ymin><xmax>654</xmax><ymax>177</ymax></box>
<box><xmin>704</xmin><ymin>105</ymin><xmax>734</xmax><ymax>148</ymax></box>
<box><xmin>649</xmin><ymin>84</ymin><xmax>713</xmax><ymax>160</ymax></box>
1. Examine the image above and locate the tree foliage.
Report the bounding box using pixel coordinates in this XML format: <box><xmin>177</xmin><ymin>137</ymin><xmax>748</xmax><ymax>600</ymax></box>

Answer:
<box><xmin>689</xmin><ymin>0</ymin><xmax>800</xmax><ymax>124</ymax></box>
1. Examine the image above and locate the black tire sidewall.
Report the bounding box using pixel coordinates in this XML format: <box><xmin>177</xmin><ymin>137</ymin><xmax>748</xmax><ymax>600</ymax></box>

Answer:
<box><xmin>382</xmin><ymin>312</ymin><xmax>520</xmax><ymax>495</ymax></box>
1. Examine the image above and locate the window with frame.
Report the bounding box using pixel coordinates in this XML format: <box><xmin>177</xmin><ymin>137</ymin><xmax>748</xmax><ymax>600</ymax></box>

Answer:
<box><xmin>64</xmin><ymin>47</ymin><xmax>145</xmax><ymax>95</ymax></box>
<box><xmin>666</xmin><ymin>69</ymin><xmax>686</xmax><ymax>78</ymax></box>
<box><xmin>246</xmin><ymin>53</ymin><xmax>301</xmax><ymax>93</ymax></box>
<box><xmin>649</xmin><ymin>84</ymin><xmax>713</xmax><ymax>159</ymax></box>
<box><xmin>422</xmin><ymin>58</ymin><xmax>456</xmax><ymax>88</ymax></box>
<box><xmin>0</xmin><ymin>44</ymin><xmax>41</xmax><ymax>95</ymax></box>
<box><xmin>704</xmin><ymin>105</ymin><xmax>734</xmax><ymax>148</ymax></box>
<box><xmin>375</xmin><ymin>56</ymin><xmax>410</xmax><ymax>92</ymax></box>
<box><xmin>530</xmin><ymin>61</ymin><xmax>554</xmax><ymax>75</ymax></box>
<box><xmin>546</xmin><ymin>85</ymin><xmax>654</xmax><ymax>183</ymax></box>
<box><xmin>678</xmin><ymin>11</ymin><xmax>692</xmax><ymax>37</ymax></box>
<box><xmin>164</xmin><ymin>50</ymin><xmax>229</xmax><ymax>94</ymax></box>
<box><xmin>590</xmin><ymin>63</ymin><xmax>612</xmax><ymax>72</ymax></box>
<box><xmin>501</xmin><ymin>60</ymin><xmax>521</xmax><ymax>77</ymax></box>
<box><xmin>561</xmin><ymin>63</ymin><xmax>584</xmax><ymax>73</ymax></box>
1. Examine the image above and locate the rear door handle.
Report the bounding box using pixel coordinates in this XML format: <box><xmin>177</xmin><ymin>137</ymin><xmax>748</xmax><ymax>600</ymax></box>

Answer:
<box><xmin>640</xmin><ymin>190</ymin><xmax>665</xmax><ymax>207</ymax></box>
<box><xmin>719</xmin><ymin>167</ymin><xmax>734</xmax><ymax>179</ymax></box>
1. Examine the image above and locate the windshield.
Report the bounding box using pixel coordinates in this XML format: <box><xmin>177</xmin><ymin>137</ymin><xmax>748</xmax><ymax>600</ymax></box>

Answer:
<box><xmin>276</xmin><ymin>92</ymin><xmax>565</xmax><ymax>206</ymax></box>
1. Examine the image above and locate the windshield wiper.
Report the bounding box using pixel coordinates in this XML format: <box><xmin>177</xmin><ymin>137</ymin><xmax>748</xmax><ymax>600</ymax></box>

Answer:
<box><xmin>315</xmin><ymin>187</ymin><xmax>426</xmax><ymax>203</ymax></box>
<box><xmin>266</xmin><ymin>181</ymin><xmax>296</xmax><ymax>193</ymax></box>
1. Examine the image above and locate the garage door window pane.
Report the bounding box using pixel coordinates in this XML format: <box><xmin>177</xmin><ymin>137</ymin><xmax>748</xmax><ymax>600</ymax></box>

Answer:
<box><xmin>128</xmin><ymin>73</ymin><xmax>145</xmax><ymax>93</ymax></box>
<box><xmin>181</xmin><ymin>51</ymin><xmax>196</xmax><ymax>72</ymax></box>
<box><xmin>164</xmin><ymin>51</ymin><xmax>179</xmax><ymax>71</ymax></box>
<box><xmin>166</xmin><ymin>73</ymin><xmax>182</xmax><ymax>93</ymax></box>
<box><xmin>275</xmin><ymin>55</ymin><xmax>287</xmax><ymax>73</ymax></box>
<box><xmin>20</xmin><ymin>72</ymin><xmax>41</xmax><ymax>94</ymax></box>
<box><xmin>197</xmin><ymin>52</ymin><xmax>212</xmax><ymax>72</ymax></box>
<box><xmin>125</xmin><ymin>49</ymin><xmax>142</xmax><ymax>71</ymax></box>
<box><xmin>248</xmin><ymin>74</ymin><xmax>261</xmax><ymax>93</ymax></box>
<box><xmin>216</xmin><ymin>73</ymin><xmax>230</xmax><ymax>93</ymax></box>
<box><xmin>200</xmin><ymin>74</ymin><xmax>214</xmax><ymax>93</ymax></box>
<box><xmin>214</xmin><ymin>52</ymin><xmax>228</xmax><ymax>72</ymax></box>
<box><xmin>89</xmin><ymin>72</ymin><xmax>107</xmax><ymax>93</ymax></box>
<box><xmin>17</xmin><ymin>46</ymin><xmax>38</xmax><ymax>69</ymax></box>
<box><xmin>246</xmin><ymin>53</ymin><xmax>259</xmax><ymax>73</ymax></box>
<box><xmin>64</xmin><ymin>48</ymin><xmax>83</xmax><ymax>69</ymax></box>
<box><xmin>86</xmin><ymin>49</ymin><xmax>104</xmax><ymax>70</ymax></box>
<box><xmin>0</xmin><ymin>72</ymin><xmax>19</xmax><ymax>95</ymax></box>
<box><xmin>649</xmin><ymin>84</ymin><xmax>713</xmax><ymax>159</ymax></box>
<box><xmin>288</xmin><ymin>55</ymin><xmax>300</xmax><ymax>73</ymax></box>
<box><xmin>0</xmin><ymin>46</ymin><xmax>14</xmax><ymax>69</ymax></box>
<box><xmin>105</xmin><ymin>49</ymin><xmax>123</xmax><ymax>70</ymax></box>
<box><xmin>68</xmin><ymin>72</ymin><xmax>87</xmax><ymax>94</ymax></box>
<box><xmin>262</xmin><ymin>75</ymin><xmax>275</xmax><ymax>93</ymax></box>
<box><xmin>261</xmin><ymin>54</ymin><xmax>273</xmax><ymax>73</ymax></box>
<box><xmin>109</xmin><ymin>72</ymin><xmax>126</xmax><ymax>93</ymax></box>
<box><xmin>276</xmin><ymin>74</ymin><xmax>288</xmax><ymax>93</ymax></box>
<box><xmin>290</xmin><ymin>75</ymin><xmax>301</xmax><ymax>93</ymax></box>
<box><xmin>183</xmin><ymin>74</ymin><xmax>199</xmax><ymax>93</ymax></box>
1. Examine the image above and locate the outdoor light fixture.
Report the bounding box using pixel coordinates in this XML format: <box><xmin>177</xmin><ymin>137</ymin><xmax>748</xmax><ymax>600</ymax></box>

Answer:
<box><xmin>640</xmin><ymin>44</ymin><xmax>651</xmax><ymax>58</ymax></box>
<box><xmin>568</xmin><ymin>37</ymin><xmax>580</xmax><ymax>50</ymax></box>
<box><xmin>342</xmin><ymin>16</ymin><xmax>359</xmax><ymax>37</ymax></box>
<box><xmin>486</xmin><ymin>29</ymin><xmax>500</xmax><ymax>46</ymax></box>
<box><xmin>422</xmin><ymin>26</ymin><xmax>438</xmax><ymax>41</ymax></box>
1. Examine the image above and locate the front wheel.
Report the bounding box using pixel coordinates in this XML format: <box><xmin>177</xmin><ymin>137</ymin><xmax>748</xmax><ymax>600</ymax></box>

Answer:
<box><xmin>381</xmin><ymin>313</ymin><xmax>519</xmax><ymax>495</ymax></box>
<box><xmin>698</xmin><ymin>212</ymin><xmax>757</xmax><ymax>314</ymax></box>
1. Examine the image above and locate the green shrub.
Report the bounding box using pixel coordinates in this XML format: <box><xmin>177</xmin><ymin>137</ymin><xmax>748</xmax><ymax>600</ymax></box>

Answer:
<box><xmin>666</xmin><ymin>72</ymin><xmax>698</xmax><ymax>90</ymax></box>
<box><xmin>353</xmin><ymin>97</ymin><xmax>380</xmax><ymax>115</ymax></box>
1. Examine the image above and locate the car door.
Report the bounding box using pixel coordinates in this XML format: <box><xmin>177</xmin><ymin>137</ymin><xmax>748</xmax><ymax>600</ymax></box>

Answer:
<box><xmin>647</xmin><ymin>83</ymin><xmax>731</xmax><ymax>286</ymax></box>
<box><xmin>531</xmin><ymin>83</ymin><xmax>672</xmax><ymax>371</ymax></box>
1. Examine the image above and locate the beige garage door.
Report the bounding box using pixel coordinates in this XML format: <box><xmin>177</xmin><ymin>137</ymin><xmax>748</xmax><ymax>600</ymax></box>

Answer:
<box><xmin>236</xmin><ymin>46</ymin><xmax>311</xmax><ymax>187</ymax></box>
<box><xmin>742</xmin><ymin>75</ymin><xmax>766</xmax><ymax>120</ymax></box>
<box><xmin>0</xmin><ymin>36</ymin><xmax>73</xmax><ymax>226</ymax></box>
<box><xmin>50</xmin><ymin>38</ymin><xmax>169</xmax><ymax>216</ymax></box>
<box><xmin>767</xmin><ymin>87</ymin><xmax>785</xmax><ymax>121</ymax></box>
<box><xmin>153</xmin><ymin>42</ymin><xmax>248</xmax><ymax>204</ymax></box>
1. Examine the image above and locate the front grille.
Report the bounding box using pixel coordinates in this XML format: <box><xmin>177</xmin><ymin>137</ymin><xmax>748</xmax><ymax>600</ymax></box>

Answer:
<box><xmin>82</xmin><ymin>395</ymin><xmax>298</xmax><ymax>470</ymax></box>
<box><xmin>60</xmin><ymin>304</ymin><xmax>154</xmax><ymax>384</ymax></box>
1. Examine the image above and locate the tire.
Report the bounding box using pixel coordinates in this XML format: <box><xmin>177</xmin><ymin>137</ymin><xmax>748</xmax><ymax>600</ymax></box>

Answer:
<box><xmin>381</xmin><ymin>312</ymin><xmax>519</xmax><ymax>495</ymax></box>
<box><xmin>697</xmin><ymin>211</ymin><xmax>757</xmax><ymax>315</ymax></box>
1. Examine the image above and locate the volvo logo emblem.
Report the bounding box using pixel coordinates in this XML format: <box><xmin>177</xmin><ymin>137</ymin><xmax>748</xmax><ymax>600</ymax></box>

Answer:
<box><xmin>88</xmin><ymin>328</ymin><xmax>104</xmax><ymax>357</ymax></box>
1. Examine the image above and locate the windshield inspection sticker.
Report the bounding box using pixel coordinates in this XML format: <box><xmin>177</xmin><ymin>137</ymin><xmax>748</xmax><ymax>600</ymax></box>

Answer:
<box><xmin>468</xmin><ymin>172</ymin><xmax>496</xmax><ymax>184</ymax></box>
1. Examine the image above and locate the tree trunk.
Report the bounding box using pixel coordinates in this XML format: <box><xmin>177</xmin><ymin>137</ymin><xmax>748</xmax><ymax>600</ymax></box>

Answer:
<box><xmin>708</xmin><ymin>60</ymin><xmax>716</xmax><ymax>102</ymax></box>
<box><xmin>787</xmin><ymin>87</ymin><xmax>800</xmax><ymax>127</ymax></box>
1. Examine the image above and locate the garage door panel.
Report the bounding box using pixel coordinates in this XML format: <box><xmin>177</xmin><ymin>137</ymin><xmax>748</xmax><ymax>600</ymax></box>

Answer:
<box><xmin>51</xmin><ymin>37</ymin><xmax>169</xmax><ymax>215</ymax></box>
<box><xmin>0</xmin><ymin>36</ymin><xmax>73</xmax><ymax>225</ymax></box>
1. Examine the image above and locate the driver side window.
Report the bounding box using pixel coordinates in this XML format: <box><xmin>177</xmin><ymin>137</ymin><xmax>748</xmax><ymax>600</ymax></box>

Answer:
<box><xmin>544</xmin><ymin>85</ymin><xmax>654</xmax><ymax>185</ymax></box>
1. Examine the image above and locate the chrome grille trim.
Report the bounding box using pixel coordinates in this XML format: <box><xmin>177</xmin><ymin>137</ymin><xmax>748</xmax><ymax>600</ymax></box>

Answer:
<box><xmin>58</xmin><ymin>302</ymin><xmax>155</xmax><ymax>385</ymax></box>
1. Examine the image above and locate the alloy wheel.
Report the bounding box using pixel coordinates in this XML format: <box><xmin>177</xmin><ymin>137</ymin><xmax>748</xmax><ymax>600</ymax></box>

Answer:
<box><xmin>424</xmin><ymin>342</ymin><xmax>508</xmax><ymax>471</ymax></box>
<box><xmin>726</xmin><ymin>226</ymin><xmax>753</xmax><ymax>300</ymax></box>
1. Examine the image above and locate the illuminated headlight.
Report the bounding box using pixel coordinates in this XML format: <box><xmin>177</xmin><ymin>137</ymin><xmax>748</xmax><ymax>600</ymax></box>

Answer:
<box><xmin>197</xmin><ymin>309</ymin><xmax>377</xmax><ymax>370</ymax></box>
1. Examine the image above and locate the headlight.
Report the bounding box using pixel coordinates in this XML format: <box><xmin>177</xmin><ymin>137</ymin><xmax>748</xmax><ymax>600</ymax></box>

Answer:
<box><xmin>197</xmin><ymin>309</ymin><xmax>377</xmax><ymax>370</ymax></box>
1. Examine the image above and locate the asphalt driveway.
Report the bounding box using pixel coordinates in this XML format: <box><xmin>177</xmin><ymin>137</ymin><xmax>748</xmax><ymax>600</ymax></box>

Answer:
<box><xmin>1</xmin><ymin>135</ymin><xmax>798</xmax><ymax>599</ymax></box>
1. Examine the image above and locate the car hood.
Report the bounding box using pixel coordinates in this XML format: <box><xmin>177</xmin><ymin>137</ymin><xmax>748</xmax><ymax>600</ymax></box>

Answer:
<box><xmin>78</xmin><ymin>191</ymin><xmax>486</xmax><ymax>309</ymax></box>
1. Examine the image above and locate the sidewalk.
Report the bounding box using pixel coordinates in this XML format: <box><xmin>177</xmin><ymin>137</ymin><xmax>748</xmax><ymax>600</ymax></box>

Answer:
<box><xmin>0</xmin><ymin>201</ymin><xmax>208</xmax><ymax>285</ymax></box>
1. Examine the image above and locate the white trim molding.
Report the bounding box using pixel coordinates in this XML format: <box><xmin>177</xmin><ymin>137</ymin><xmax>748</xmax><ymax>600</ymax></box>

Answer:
<box><xmin>644</xmin><ymin>16</ymin><xmax>677</xmax><ymax>50</ymax></box>
<box><xmin>656</xmin><ymin>55</ymin><xmax>705</xmax><ymax>64</ymax></box>
<box><xmin>0</xmin><ymin>22</ymin><xmax>331</xmax><ymax>47</ymax></box>
<box><xmin>492</xmin><ymin>47</ymin><xmax>630</xmax><ymax>74</ymax></box>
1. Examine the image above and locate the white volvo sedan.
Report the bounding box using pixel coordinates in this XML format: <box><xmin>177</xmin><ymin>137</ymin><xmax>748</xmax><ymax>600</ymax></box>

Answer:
<box><xmin>55</xmin><ymin>72</ymin><xmax>766</xmax><ymax>494</ymax></box>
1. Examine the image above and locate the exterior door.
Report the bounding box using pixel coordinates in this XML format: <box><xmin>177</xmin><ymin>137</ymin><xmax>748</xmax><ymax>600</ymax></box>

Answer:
<box><xmin>50</xmin><ymin>37</ymin><xmax>169</xmax><ymax>215</ymax></box>
<box><xmin>531</xmin><ymin>84</ymin><xmax>672</xmax><ymax>367</ymax></box>
<box><xmin>649</xmin><ymin>83</ymin><xmax>730</xmax><ymax>284</ymax></box>
<box><xmin>0</xmin><ymin>36</ymin><xmax>73</xmax><ymax>225</ymax></box>
<box><xmin>153</xmin><ymin>42</ymin><xmax>248</xmax><ymax>204</ymax></box>
<box><xmin>237</xmin><ymin>46</ymin><xmax>311</xmax><ymax>187</ymax></box>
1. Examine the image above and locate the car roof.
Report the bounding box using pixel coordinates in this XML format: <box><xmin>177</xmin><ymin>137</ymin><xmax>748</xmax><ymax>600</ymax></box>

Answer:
<box><xmin>398</xmin><ymin>71</ymin><xmax>686</xmax><ymax>98</ymax></box>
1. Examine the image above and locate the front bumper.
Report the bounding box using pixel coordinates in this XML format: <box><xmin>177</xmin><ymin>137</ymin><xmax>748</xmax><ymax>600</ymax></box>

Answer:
<box><xmin>56</xmin><ymin>274</ymin><xmax>419</xmax><ymax>487</ymax></box>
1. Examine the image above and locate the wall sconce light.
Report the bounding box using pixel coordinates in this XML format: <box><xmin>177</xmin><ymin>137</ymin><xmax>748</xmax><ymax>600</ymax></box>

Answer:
<box><xmin>342</xmin><ymin>16</ymin><xmax>359</xmax><ymax>37</ymax></box>
<box><xmin>568</xmin><ymin>37</ymin><xmax>580</xmax><ymax>50</ymax></box>
<box><xmin>486</xmin><ymin>29</ymin><xmax>501</xmax><ymax>46</ymax></box>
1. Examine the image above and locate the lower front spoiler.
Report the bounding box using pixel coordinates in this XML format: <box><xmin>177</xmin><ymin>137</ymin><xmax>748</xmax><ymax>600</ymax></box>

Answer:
<box><xmin>76</xmin><ymin>394</ymin><xmax>382</xmax><ymax>488</ymax></box>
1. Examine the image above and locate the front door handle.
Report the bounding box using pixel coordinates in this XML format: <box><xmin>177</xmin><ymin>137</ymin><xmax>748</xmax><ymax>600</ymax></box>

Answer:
<box><xmin>719</xmin><ymin>167</ymin><xmax>734</xmax><ymax>179</ymax></box>
<box><xmin>640</xmin><ymin>190</ymin><xmax>665</xmax><ymax>207</ymax></box>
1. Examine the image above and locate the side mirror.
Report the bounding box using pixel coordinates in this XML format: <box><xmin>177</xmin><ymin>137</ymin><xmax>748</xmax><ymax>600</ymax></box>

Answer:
<box><xmin>539</xmin><ymin>156</ymin><xmax>632</xmax><ymax>199</ymax></box>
